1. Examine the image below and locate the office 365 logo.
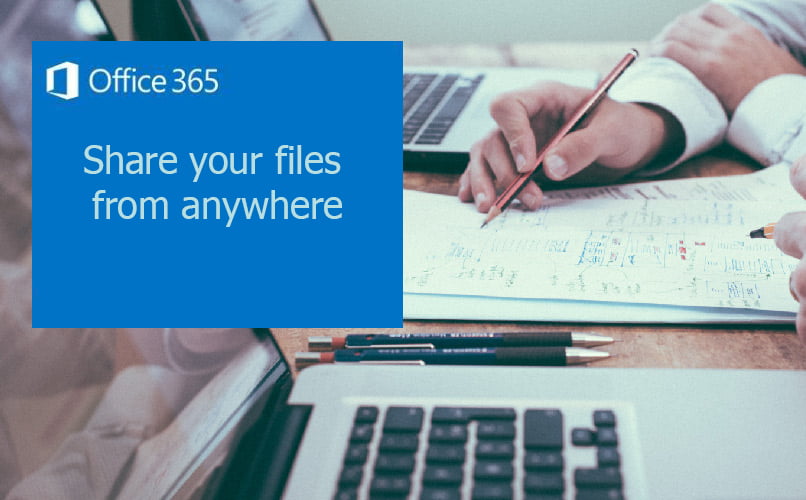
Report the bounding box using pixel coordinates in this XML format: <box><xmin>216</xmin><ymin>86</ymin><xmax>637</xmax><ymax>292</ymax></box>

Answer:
<box><xmin>46</xmin><ymin>62</ymin><xmax>79</xmax><ymax>100</ymax></box>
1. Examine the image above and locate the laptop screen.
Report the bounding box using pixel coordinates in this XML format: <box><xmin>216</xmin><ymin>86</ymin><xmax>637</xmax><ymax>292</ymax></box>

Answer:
<box><xmin>177</xmin><ymin>0</ymin><xmax>329</xmax><ymax>41</ymax></box>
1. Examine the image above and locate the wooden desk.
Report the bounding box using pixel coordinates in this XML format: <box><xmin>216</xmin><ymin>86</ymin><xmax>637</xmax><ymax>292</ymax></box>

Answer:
<box><xmin>273</xmin><ymin>42</ymin><xmax>806</xmax><ymax>372</ymax></box>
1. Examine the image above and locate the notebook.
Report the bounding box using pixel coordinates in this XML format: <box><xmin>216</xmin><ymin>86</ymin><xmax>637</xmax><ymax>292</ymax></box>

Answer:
<box><xmin>197</xmin><ymin>328</ymin><xmax>806</xmax><ymax>499</ymax></box>
<box><xmin>174</xmin><ymin>0</ymin><xmax>600</xmax><ymax>168</ymax></box>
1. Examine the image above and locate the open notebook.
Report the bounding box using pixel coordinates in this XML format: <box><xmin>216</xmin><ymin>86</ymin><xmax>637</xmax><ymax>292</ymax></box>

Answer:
<box><xmin>404</xmin><ymin>164</ymin><xmax>803</xmax><ymax>323</ymax></box>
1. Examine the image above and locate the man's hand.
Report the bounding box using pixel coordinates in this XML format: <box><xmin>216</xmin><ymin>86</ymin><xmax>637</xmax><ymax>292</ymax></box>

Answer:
<box><xmin>649</xmin><ymin>2</ymin><xmax>806</xmax><ymax>115</ymax></box>
<box><xmin>458</xmin><ymin>82</ymin><xmax>679</xmax><ymax>212</ymax></box>
<box><xmin>774</xmin><ymin>155</ymin><xmax>806</xmax><ymax>343</ymax></box>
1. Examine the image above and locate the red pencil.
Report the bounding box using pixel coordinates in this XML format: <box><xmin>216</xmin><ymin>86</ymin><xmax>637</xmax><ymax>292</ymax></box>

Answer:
<box><xmin>482</xmin><ymin>49</ymin><xmax>639</xmax><ymax>227</ymax></box>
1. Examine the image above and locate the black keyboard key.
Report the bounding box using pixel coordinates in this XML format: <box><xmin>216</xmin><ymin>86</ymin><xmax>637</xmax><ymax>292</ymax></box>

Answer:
<box><xmin>429</xmin><ymin>424</ymin><xmax>468</xmax><ymax>442</ymax></box>
<box><xmin>474</xmin><ymin>460</ymin><xmax>514</xmax><ymax>481</ymax></box>
<box><xmin>421</xmin><ymin>487</ymin><xmax>461</xmax><ymax>500</ymax></box>
<box><xmin>432</xmin><ymin>407</ymin><xmax>516</xmax><ymax>423</ymax></box>
<box><xmin>339</xmin><ymin>465</ymin><xmax>363</xmax><ymax>486</ymax></box>
<box><xmin>593</xmin><ymin>410</ymin><xmax>616</xmax><ymax>427</ymax></box>
<box><xmin>477</xmin><ymin>421</ymin><xmax>516</xmax><ymax>440</ymax></box>
<box><xmin>472</xmin><ymin>482</ymin><xmax>513</xmax><ymax>500</ymax></box>
<box><xmin>596</xmin><ymin>428</ymin><xmax>618</xmax><ymax>446</ymax></box>
<box><xmin>476</xmin><ymin>440</ymin><xmax>515</xmax><ymax>459</ymax></box>
<box><xmin>574</xmin><ymin>467</ymin><xmax>622</xmax><ymax>488</ymax></box>
<box><xmin>379</xmin><ymin>434</ymin><xmax>420</xmax><ymax>452</ymax></box>
<box><xmin>524</xmin><ymin>451</ymin><xmax>564</xmax><ymax>471</ymax></box>
<box><xmin>355</xmin><ymin>406</ymin><xmax>379</xmax><ymax>423</ymax></box>
<box><xmin>524</xmin><ymin>409</ymin><xmax>563</xmax><ymax>449</ymax></box>
<box><xmin>375</xmin><ymin>453</ymin><xmax>416</xmax><ymax>474</ymax></box>
<box><xmin>525</xmin><ymin>495</ymin><xmax>563</xmax><ymax>500</ymax></box>
<box><xmin>572</xmin><ymin>428</ymin><xmax>596</xmax><ymax>446</ymax></box>
<box><xmin>333</xmin><ymin>489</ymin><xmax>357</xmax><ymax>500</ymax></box>
<box><xmin>426</xmin><ymin>444</ymin><xmax>466</xmax><ymax>463</ymax></box>
<box><xmin>344</xmin><ymin>443</ymin><xmax>368</xmax><ymax>464</ymax></box>
<box><xmin>524</xmin><ymin>472</ymin><xmax>564</xmax><ymax>493</ymax></box>
<box><xmin>597</xmin><ymin>447</ymin><xmax>621</xmax><ymax>467</ymax></box>
<box><xmin>384</xmin><ymin>407</ymin><xmax>424</xmax><ymax>433</ymax></box>
<box><xmin>422</xmin><ymin>465</ymin><xmax>463</xmax><ymax>485</ymax></box>
<box><xmin>350</xmin><ymin>424</ymin><xmax>374</xmax><ymax>443</ymax></box>
<box><xmin>370</xmin><ymin>476</ymin><xmax>411</xmax><ymax>496</ymax></box>
<box><xmin>576</xmin><ymin>489</ymin><xmax>624</xmax><ymax>500</ymax></box>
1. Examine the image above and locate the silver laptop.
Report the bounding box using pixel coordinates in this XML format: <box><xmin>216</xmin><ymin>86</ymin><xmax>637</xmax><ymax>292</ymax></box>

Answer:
<box><xmin>199</xmin><ymin>329</ymin><xmax>806</xmax><ymax>499</ymax></box>
<box><xmin>174</xmin><ymin>0</ymin><xmax>599</xmax><ymax>168</ymax></box>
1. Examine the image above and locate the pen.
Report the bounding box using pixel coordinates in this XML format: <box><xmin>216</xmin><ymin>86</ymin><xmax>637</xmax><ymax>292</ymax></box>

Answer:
<box><xmin>308</xmin><ymin>332</ymin><xmax>614</xmax><ymax>350</ymax></box>
<box><xmin>749</xmin><ymin>222</ymin><xmax>776</xmax><ymax>239</ymax></box>
<box><xmin>295</xmin><ymin>347</ymin><xmax>609</xmax><ymax>368</ymax></box>
<box><xmin>482</xmin><ymin>49</ymin><xmax>639</xmax><ymax>227</ymax></box>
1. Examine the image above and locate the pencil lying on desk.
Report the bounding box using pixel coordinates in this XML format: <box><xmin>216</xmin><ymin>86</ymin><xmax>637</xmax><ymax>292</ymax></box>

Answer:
<box><xmin>482</xmin><ymin>49</ymin><xmax>639</xmax><ymax>228</ymax></box>
<box><xmin>295</xmin><ymin>347</ymin><xmax>610</xmax><ymax>369</ymax></box>
<box><xmin>308</xmin><ymin>332</ymin><xmax>614</xmax><ymax>350</ymax></box>
<box><xmin>749</xmin><ymin>222</ymin><xmax>776</xmax><ymax>239</ymax></box>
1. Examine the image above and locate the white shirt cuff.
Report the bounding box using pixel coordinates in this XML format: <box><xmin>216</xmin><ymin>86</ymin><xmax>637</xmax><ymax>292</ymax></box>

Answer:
<box><xmin>727</xmin><ymin>74</ymin><xmax>806</xmax><ymax>166</ymax></box>
<box><xmin>609</xmin><ymin>57</ymin><xmax>728</xmax><ymax>175</ymax></box>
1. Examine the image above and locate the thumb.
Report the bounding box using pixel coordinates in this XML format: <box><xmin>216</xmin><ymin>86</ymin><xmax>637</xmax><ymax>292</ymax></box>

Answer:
<box><xmin>542</xmin><ymin>127</ymin><xmax>605</xmax><ymax>181</ymax></box>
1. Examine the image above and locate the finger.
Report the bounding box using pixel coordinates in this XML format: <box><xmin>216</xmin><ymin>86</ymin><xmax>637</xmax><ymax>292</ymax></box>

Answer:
<box><xmin>774</xmin><ymin>211</ymin><xmax>806</xmax><ymax>259</ymax></box>
<box><xmin>542</xmin><ymin>123</ymin><xmax>621</xmax><ymax>181</ymax></box>
<box><xmin>484</xmin><ymin>131</ymin><xmax>543</xmax><ymax>210</ymax></box>
<box><xmin>466</xmin><ymin>143</ymin><xmax>497</xmax><ymax>213</ymax></box>
<box><xmin>789</xmin><ymin>258</ymin><xmax>806</xmax><ymax>303</ymax></box>
<box><xmin>699</xmin><ymin>2</ymin><xmax>743</xmax><ymax>29</ymax></box>
<box><xmin>489</xmin><ymin>84</ymin><xmax>588</xmax><ymax>173</ymax></box>
<box><xmin>789</xmin><ymin>155</ymin><xmax>806</xmax><ymax>199</ymax></box>
<box><xmin>458</xmin><ymin>170</ymin><xmax>472</xmax><ymax>202</ymax></box>
<box><xmin>652</xmin><ymin>12</ymin><xmax>719</xmax><ymax>50</ymax></box>
<box><xmin>650</xmin><ymin>38</ymin><xmax>709</xmax><ymax>75</ymax></box>
<box><xmin>798</xmin><ymin>303</ymin><xmax>806</xmax><ymax>345</ymax></box>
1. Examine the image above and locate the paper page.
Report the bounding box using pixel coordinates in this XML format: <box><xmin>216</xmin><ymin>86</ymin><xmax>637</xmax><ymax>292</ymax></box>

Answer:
<box><xmin>404</xmin><ymin>167</ymin><xmax>804</xmax><ymax>314</ymax></box>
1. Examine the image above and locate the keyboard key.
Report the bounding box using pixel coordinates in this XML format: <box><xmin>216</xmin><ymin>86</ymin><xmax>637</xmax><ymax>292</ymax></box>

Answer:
<box><xmin>524</xmin><ymin>472</ymin><xmax>564</xmax><ymax>493</ymax></box>
<box><xmin>375</xmin><ymin>453</ymin><xmax>416</xmax><ymax>474</ymax></box>
<box><xmin>339</xmin><ymin>465</ymin><xmax>363</xmax><ymax>486</ymax></box>
<box><xmin>333</xmin><ymin>489</ymin><xmax>357</xmax><ymax>500</ymax></box>
<box><xmin>426</xmin><ymin>444</ymin><xmax>466</xmax><ymax>463</ymax></box>
<box><xmin>574</xmin><ymin>467</ymin><xmax>622</xmax><ymax>488</ymax></box>
<box><xmin>355</xmin><ymin>406</ymin><xmax>379</xmax><ymax>423</ymax></box>
<box><xmin>474</xmin><ymin>460</ymin><xmax>514</xmax><ymax>481</ymax></box>
<box><xmin>380</xmin><ymin>434</ymin><xmax>419</xmax><ymax>452</ymax></box>
<box><xmin>422</xmin><ymin>465</ymin><xmax>463</xmax><ymax>485</ymax></box>
<box><xmin>384</xmin><ymin>407</ymin><xmax>424</xmax><ymax>433</ymax></box>
<box><xmin>343</xmin><ymin>443</ymin><xmax>368</xmax><ymax>464</ymax></box>
<box><xmin>524</xmin><ymin>494</ymin><xmax>563</xmax><ymax>500</ymax></box>
<box><xmin>524</xmin><ymin>409</ymin><xmax>563</xmax><ymax>449</ymax></box>
<box><xmin>524</xmin><ymin>451</ymin><xmax>563</xmax><ymax>471</ymax></box>
<box><xmin>596</xmin><ymin>428</ymin><xmax>618</xmax><ymax>446</ymax></box>
<box><xmin>476</xmin><ymin>440</ymin><xmax>515</xmax><ymax>459</ymax></box>
<box><xmin>431</xmin><ymin>407</ymin><xmax>516</xmax><ymax>423</ymax></box>
<box><xmin>421</xmin><ymin>487</ymin><xmax>461</xmax><ymax>500</ymax></box>
<box><xmin>571</xmin><ymin>428</ymin><xmax>596</xmax><ymax>446</ymax></box>
<box><xmin>477</xmin><ymin>421</ymin><xmax>516</xmax><ymax>440</ymax></box>
<box><xmin>593</xmin><ymin>410</ymin><xmax>616</xmax><ymax>427</ymax></box>
<box><xmin>597</xmin><ymin>447</ymin><xmax>620</xmax><ymax>467</ymax></box>
<box><xmin>350</xmin><ymin>424</ymin><xmax>374</xmax><ymax>443</ymax></box>
<box><xmin>370</xmin><ymin>475</ymin><xmax>411</xmax><ymax>496</ymax></box>
<box><xmin>576</xmin><ymin>489</ymin><xmax>624</xmax><ymax>500</ymax></box>
<box><xmin>429</xmin><ymin>424</ymin><xmax>468</xmax><ymax>442</ymax></box>
<box><xmin>472</xmin><ymin>482</ymin><xmax>513</xmax><ymax>500</ymax></box>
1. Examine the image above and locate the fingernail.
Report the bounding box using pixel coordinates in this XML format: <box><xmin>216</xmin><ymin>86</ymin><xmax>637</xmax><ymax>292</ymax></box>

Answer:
<box><xmin>521</xmin><ymin>192</ymin><xmax>537</xmax><ymax>208</ymax></box>
<box><xmin>515</xmin><ymin>153</ymin><xmax>527</xmax><ymax>171</ymax></box>
<box><xmin>475</xmin><ymin>192</ymin><xmax>487</xmax><ymax>207</ymax></box>
<box><xmin>544</xmin><ymin>154</ymin><xmax>568</xmax><ymax>178</ymax></box>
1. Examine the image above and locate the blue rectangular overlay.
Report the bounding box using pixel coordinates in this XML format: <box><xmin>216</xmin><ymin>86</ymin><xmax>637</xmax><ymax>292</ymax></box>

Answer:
<box><xmin>33</xmin><ymin>41</ymin><xmax>402</xmax><ymax>327</ymax></box>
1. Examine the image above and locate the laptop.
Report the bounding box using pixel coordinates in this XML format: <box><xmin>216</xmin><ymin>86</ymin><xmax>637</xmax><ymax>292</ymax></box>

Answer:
<box><xmin>173</xmin><ymin>0</ymin><xmax>600</xmax><ymax>169</ymax></box>
<box><xmin>195</xmin><ymin>328</ymin><xmax>806</xmax><ymax>499</ymax></box>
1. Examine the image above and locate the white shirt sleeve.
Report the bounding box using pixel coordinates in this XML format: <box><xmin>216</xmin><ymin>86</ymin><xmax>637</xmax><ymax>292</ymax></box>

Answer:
<box><xmin>608</xmin><ymin>57</ymin><xmax>728</xmax><ymax>176</ymax></box>
<box><xmin>727</xmin><ymin>74</ymin><xmax>806</xmax><ymax>165</ymax></box>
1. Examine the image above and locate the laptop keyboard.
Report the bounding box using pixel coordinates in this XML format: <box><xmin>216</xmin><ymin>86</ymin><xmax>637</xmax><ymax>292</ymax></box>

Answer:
<box><xmin>335</xmin><ymin>405</ymin><xmax>626</xmax><ymax>500</ymax></box>
<box><xmin>403</xmin><ymin>73</ymin><xmax>484</xmax><ymax>145</ymax></box>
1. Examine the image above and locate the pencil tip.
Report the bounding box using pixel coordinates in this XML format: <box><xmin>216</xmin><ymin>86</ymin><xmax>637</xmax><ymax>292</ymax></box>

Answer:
<box><xmin>481</xmin><ymin>206</ymin><xmax>502</xmax><ymax>228</ymax></box>
<box><xmin>748</xmin><ymin>228</ymin><xmax>764</xmax><ymax>239</ymax></box>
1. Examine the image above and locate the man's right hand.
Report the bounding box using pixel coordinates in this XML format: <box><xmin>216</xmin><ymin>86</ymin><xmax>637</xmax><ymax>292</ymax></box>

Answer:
<box><xmin>458</xmin><ymin>82</ymin><xmax>681</xmax><ymax>212</ymax></box>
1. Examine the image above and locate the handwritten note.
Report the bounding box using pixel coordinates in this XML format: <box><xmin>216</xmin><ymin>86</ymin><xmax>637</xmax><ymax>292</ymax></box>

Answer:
<box><xmin>404</xmin><ymin>165</ymin><xmax>804</xmax><ymax>313</ymax></box>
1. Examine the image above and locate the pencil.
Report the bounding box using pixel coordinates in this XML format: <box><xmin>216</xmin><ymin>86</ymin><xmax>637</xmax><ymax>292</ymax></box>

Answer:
<box><xmin>481</xmin><ymin>49</ymin><xmax>639</xmax><ymax>228</ymax></box>
<box><xmin>749</xmin><ymin>222</ymin><xmax>776</xmax><ymax>239</ymax></box>
<box><xmin>308</xmin><ymin>332</ymin><xmax>615</xmax><ymax>350</ymax></box>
